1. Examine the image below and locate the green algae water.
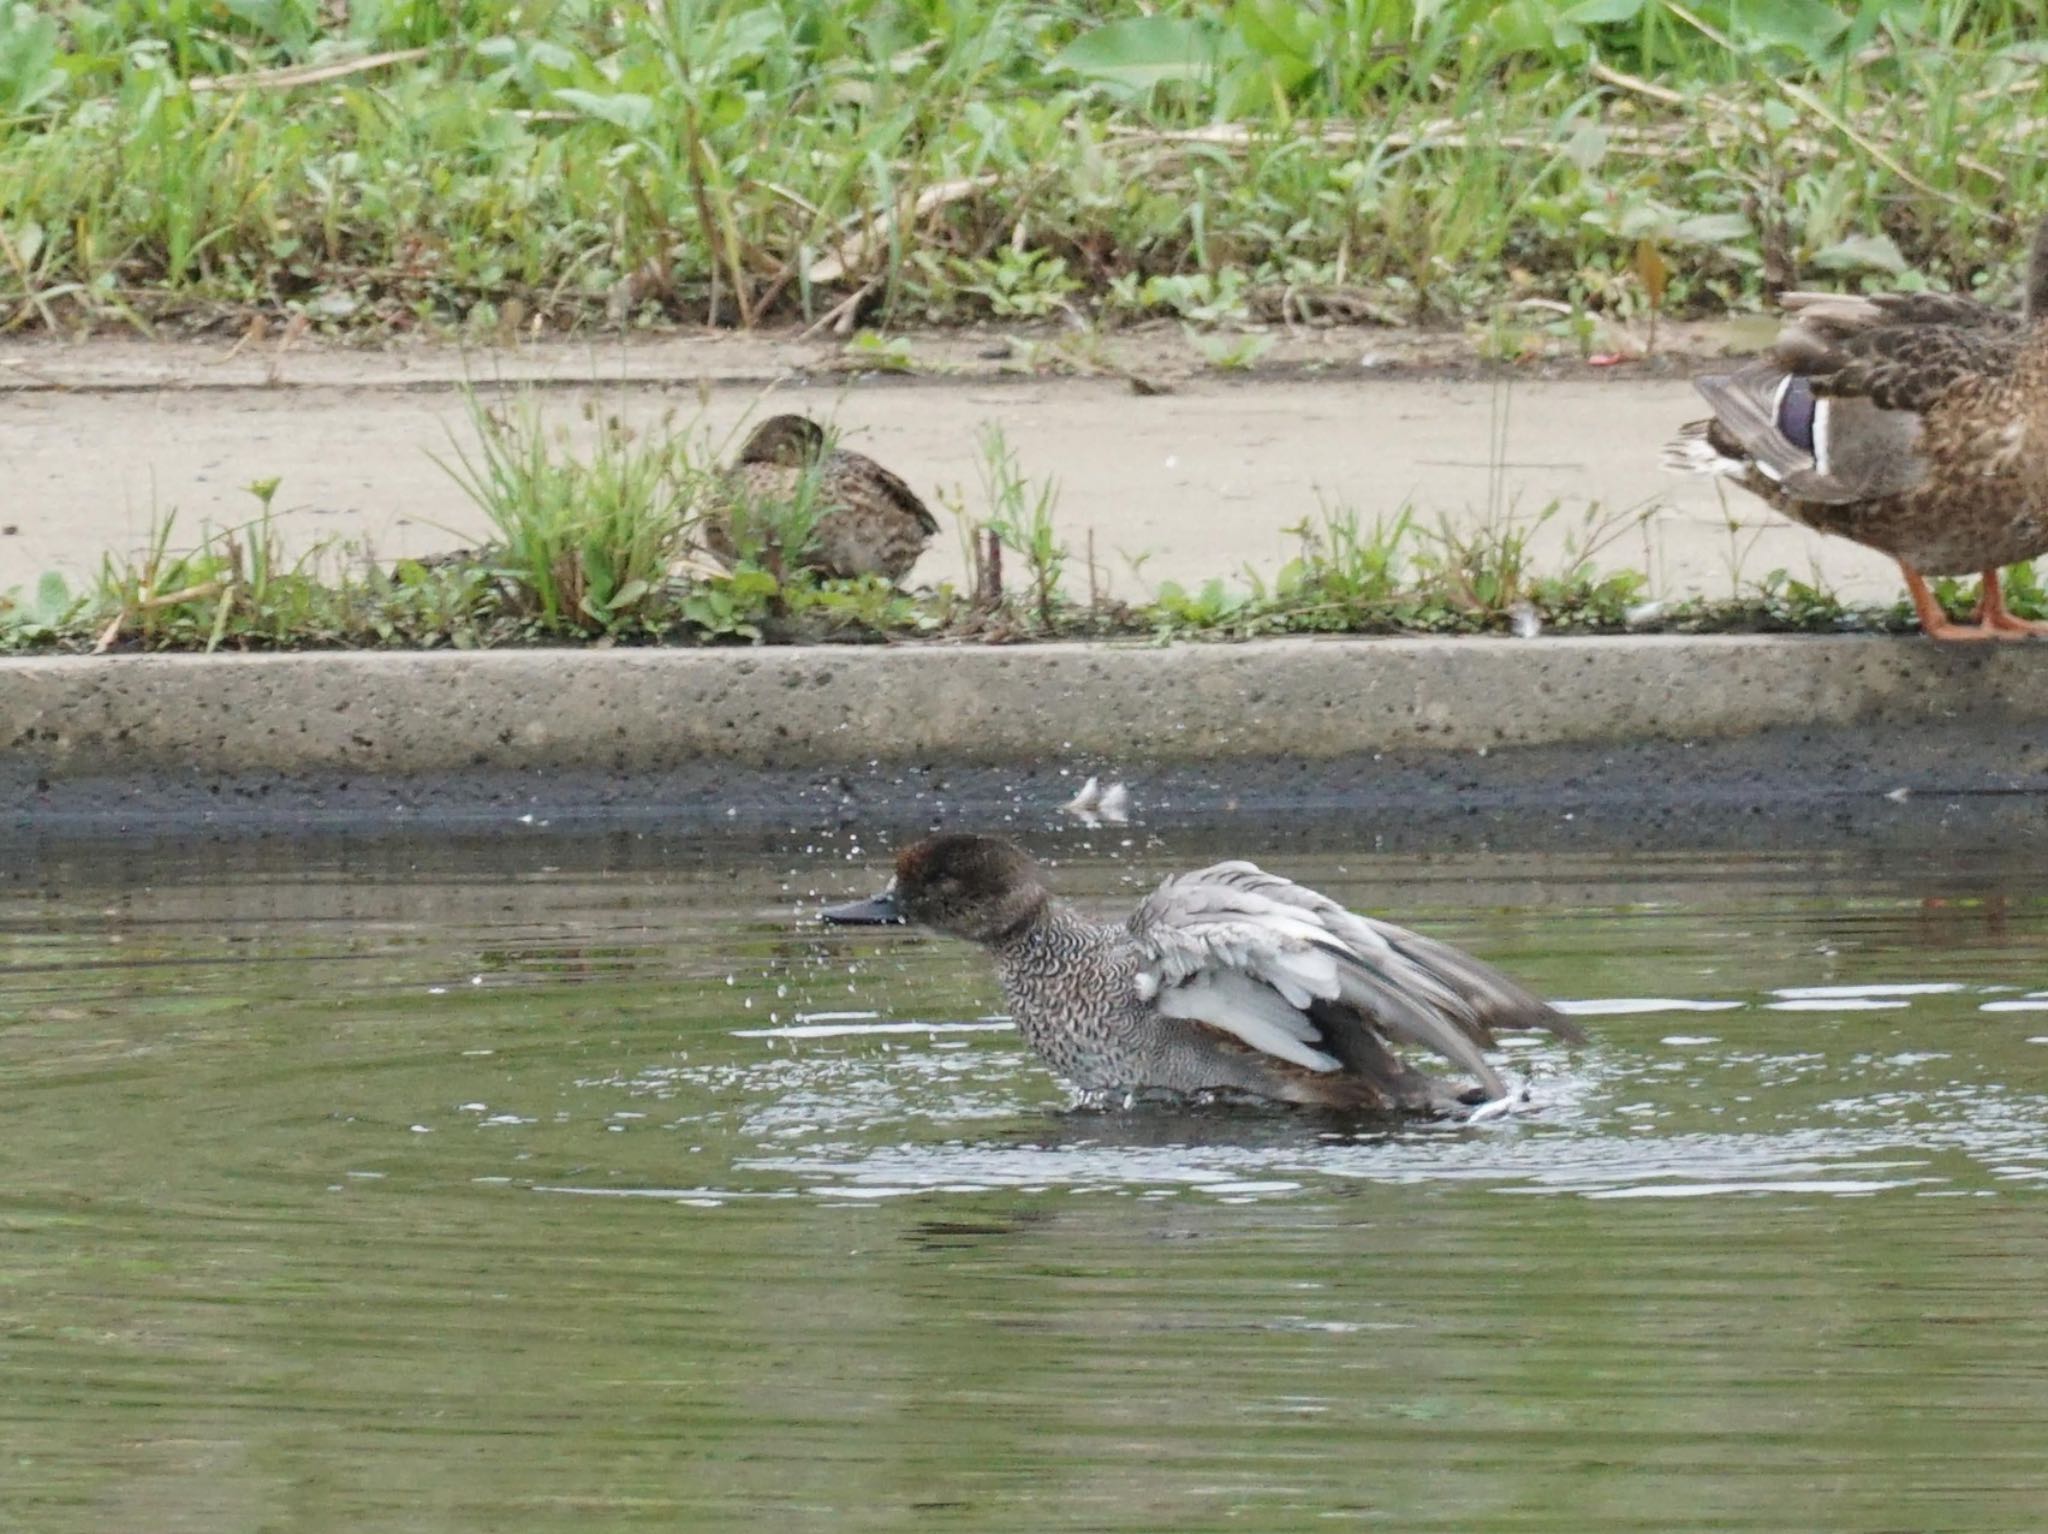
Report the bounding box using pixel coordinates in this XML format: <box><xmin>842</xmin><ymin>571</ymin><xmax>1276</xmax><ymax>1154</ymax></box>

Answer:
<box><xmin>5</xmin><ymin>824</ymin><xmax>2048</xmax><ymax>1532</ymax></box>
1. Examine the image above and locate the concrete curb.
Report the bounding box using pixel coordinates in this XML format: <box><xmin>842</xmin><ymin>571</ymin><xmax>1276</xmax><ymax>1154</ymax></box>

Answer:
<box><xmin>6</xmin><ymin>636</ymin><xmax>2048</xmax><ymax>778</ymax></box>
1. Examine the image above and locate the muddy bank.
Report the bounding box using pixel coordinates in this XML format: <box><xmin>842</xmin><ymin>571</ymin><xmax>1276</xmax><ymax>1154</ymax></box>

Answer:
<box><xmin>7</xmin><ymin>724</ymin><xmax>2044</xmax><ymax>850</ymax></box>
<box><xmin>6</xmin><ymin>759</ymin><xmax>2043</xmax><ymax>861</ymax></box>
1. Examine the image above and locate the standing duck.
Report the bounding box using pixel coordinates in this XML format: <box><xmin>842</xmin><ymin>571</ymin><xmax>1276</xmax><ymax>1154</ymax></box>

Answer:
<box><xmin>1663</xmin><ymin>214</ymin><xmax>2048</xmax><ymax>640</ymax></box>
<box><xmin>700</xmin><ymin>414</ymin><xmax>938</xmax><ymax>582</ymax></box>
<box><xmin>822</xmin><ymin>834</ymin><xmax>1582</xmax><ymax>1113</ymax></box>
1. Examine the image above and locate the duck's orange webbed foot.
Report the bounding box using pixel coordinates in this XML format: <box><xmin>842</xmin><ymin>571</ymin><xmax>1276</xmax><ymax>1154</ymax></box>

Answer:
<box><xmin>1973</xmin><ymin>568</ymin><xmax>2048</xmax><ymax>638</ymax></box>
<box><xmin>1901</xmin><ymin>564</ymin><xmax>2000</xmax><ymax>642</ymax></box>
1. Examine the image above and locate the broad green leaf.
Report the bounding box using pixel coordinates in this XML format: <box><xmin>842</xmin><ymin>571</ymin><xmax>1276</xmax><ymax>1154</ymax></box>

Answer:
<box><xmin>1564</xmin><ymin>0</ymin><xmax>1646</xmax><ymax>22</ymax></box>
<box><xmin>1053</xmin><ymin>17</ymin><xmax>1220</xmax><ymax>95</ymax></box>
<box><xmin>1562</xmin><ymin>122</ymin><xmax>1608</xmax><ymax>172</ymax></box>
<box><xmin>1232</xmin><ymin>0</ymin><xmax>1315</xmax><ymax>65</ymax></box>
<box><xmin>553</xmin><ymin>88</ymin><xmax>656</xmax><ymax>136</ymax></box>
<box><xmin>1812</xmin><ymin>233</ymin><xmax>1906</xmax><ymax>274</ymax></box>
<box><xmin>1729</xmin><ymin>0</ymin><xmax>1850</xmax><ymax>60</ymax></box>
<box><xmin>0</xmin><ymin>2</ymin><xmax>64</xmax><ymax>115</ymax></box>
<box><xmin>34</xmin><ymin>571</ymin><xmax>70</xmax><ymax>621</ymax></box>
<box><xmin>1673</xmin><ymin>212</ymin><xmax>1754</xmax><ymax>245</ymax></box>
<box><xmin>705</xmin><ymin>5</ymin><xmax>785</xmax><ymax>69</ymax></box>
<box><xmin>1489</xmin><ymin>0</ymin><xmax>1572</xmax><ymax>52</ymax></box>
<box><xmin>1604</xmin><ymin>200</ymin><xmax>1678</xmax><ymax>240</ymax></box>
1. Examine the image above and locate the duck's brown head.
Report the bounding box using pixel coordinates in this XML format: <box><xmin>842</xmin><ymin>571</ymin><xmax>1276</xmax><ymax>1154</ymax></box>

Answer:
<box><xmin>738</xmin><ymin>414</ymin><xmax>829</xmax><ymax>468</ymax></box>
<box><xmin>821</xmin><ymin>834</ymin><xmax>1050</xmax><ymax>944</ymax></box>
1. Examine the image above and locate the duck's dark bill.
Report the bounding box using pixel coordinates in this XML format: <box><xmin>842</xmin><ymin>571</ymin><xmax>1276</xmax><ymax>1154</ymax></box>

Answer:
<box><xmin>820</xmin><ymin>891</ymin><xmax>903</xmax><ymax>925</ymax></box>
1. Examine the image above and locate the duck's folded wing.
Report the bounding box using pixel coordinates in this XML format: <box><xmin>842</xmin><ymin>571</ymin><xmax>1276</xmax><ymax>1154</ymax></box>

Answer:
<box><xmin>844</xmin><ymin>450</ymin><xmax>941</xmax><ymax>537</ymax></box>
<box><xmin>1126</xmin><ymin>862</ymin><xmax>1557</xmax><ymax>1096</ymax></box>
<box><xmin>1692</xmin><ymin>363</ymin><xmax>1927</xmax><ymax>505</ymax></box>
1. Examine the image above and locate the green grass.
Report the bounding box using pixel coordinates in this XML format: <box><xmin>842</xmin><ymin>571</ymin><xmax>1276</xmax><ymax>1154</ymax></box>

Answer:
<box><xmin>0</xmin><ymin>508</ymin><xmax>2029</xmax><ymax>654</ymax></box>
<box><xmin>5</xmin><ymin>2</ymin><xmax>2048</xmax><ymax>337</ymax></box>
<box><xmin>7</xmin><ymin>439</ymin><xmax>2039</xmax><ymax>654</ymax></box>
<box><xmin>434</xmin><ymin>395</ymin><xmax>705</xmax><ymax>633</ymax></box>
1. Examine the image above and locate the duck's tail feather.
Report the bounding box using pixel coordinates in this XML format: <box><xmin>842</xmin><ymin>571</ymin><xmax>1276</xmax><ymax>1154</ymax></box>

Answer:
<box><xmin>1660</xmin><ymin>417</ymin><xmax>1750</xmax><ymax>477</ymax></box>
<box><xmin>1383</xmin><ymin>930</ymin><xmax>1588</xmax><ymax>1046</ymax></box>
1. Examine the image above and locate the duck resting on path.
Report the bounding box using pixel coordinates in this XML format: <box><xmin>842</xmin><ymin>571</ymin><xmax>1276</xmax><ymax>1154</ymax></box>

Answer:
<box><xmin>700</xmin><ymin>414</ymin><xmax>938</xmax><ymax>583</ymax></box>
<box><xmin>1663</xmin><ymin>213</ymin><xmax>2048</xmax><ymax>640</ymax></box>
<box><xmin>822</xmin><ymin>834</ymin><xmax>1583</xmax><ymax>1114</ymax></box>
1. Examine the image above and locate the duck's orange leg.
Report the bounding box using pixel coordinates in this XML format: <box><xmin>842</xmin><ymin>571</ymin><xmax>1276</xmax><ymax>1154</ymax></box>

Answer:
<box><xmin>1900</xmin><ymin>563</ymin><xmax>1998</xmax><ymax>641</ymax></box>
<box><xmin>1974</xmin><ymin>567</ymin><xmax>2048</xmax><ymax>638</ymax></box>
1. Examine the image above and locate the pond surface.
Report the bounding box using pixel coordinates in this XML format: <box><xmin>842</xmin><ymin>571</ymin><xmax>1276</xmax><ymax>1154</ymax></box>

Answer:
<box><xmin>5</xmin><ymin>823</ymin><xmax>2048</xmax><ymax>1532</ymax></box>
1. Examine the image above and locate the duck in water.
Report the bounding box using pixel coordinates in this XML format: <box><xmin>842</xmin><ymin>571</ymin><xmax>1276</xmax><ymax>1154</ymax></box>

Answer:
<box><xmin>823</xmin><ymin>834</ymin><xmax>1582</xmax><ymax>1113</ymax></box>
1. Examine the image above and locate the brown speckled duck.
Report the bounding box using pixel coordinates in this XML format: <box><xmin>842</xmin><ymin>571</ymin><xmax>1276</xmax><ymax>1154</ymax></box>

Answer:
<box><xmin>1664</xmin><ymin>215</ymin><xmax>2048</xmax><ymax>640</ymax></box>
<box><xmin>822</xmin><ymin>834</ymin><xmax>1583</xmax><ymax>1114</ymax></box>
<box><xmin>701</xmin><ymin>414</ymin><xmax>937</xmax><ymax>582</ymax></box>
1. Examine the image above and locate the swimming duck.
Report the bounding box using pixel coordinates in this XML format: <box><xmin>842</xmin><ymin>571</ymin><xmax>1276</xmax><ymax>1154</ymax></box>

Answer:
<box><xmin>700</xmin><ymin>414</ymin><xmax>938</xmax><ymax>582</ymax></box>
<box><xmin>1663</xmin><ymin>214</ymin><xmax>2048</xmax><ymax>640</ymax></box>
<box><xmin>822</xmin><ymin>834</ymin><xmax>1582</xmax><ymax>1113</ymax></box>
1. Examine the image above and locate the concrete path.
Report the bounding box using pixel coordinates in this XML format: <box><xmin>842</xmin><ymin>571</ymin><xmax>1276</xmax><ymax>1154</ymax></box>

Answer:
<box><xmin>0</xmin><ymin>326</ymin><xmax>1905</xmax><ymax>602</ymax></box>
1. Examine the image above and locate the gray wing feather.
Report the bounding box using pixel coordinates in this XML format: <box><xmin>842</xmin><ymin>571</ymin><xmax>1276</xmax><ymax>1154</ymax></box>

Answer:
<box><xmin>1128</xmin><ymin>862</ymin><xmax>1569</xmax><ymax>1097</ymax></box>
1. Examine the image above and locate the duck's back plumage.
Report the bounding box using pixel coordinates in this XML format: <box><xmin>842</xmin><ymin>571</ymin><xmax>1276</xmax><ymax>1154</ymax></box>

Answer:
<box><xmin>1777</xmin><ymin>288</ymin><xmax>2023</xmax><ymax>336</ymax></box>
<box><xmin>702</xmin><ymin>417</ymin><xmax>937</xmax><ymax>582</ymax></box>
